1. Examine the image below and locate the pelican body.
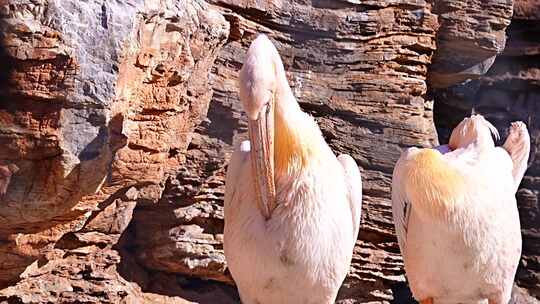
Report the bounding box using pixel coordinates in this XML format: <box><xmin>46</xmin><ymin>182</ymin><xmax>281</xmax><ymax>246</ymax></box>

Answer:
<box><xmin>224</xmin><ymin>35</ymin><xmax>362</xmax><ymax>304</ymax></box>
<box><xmin>392</xmin><ymin>115</ymin><xmax>530</xmax><ymax>304</ymax></box>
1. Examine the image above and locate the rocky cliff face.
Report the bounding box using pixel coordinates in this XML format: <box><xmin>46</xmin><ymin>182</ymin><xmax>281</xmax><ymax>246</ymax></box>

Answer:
<box><xmin>0</xmin><ymin>0</ymin><xmax>538</xmax><ymax>303</ymax></box>
<box><xmin>0</xmin><ymin>0</ymin><xmax>230</xmax><ymax>303</ymax></box>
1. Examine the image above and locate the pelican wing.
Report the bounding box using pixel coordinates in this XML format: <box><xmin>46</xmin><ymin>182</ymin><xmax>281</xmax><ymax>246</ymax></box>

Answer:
<box><xmin>391</xmin><ymin>146</ymin><xmax>481</xmax><ymax>252</ymax></box>
<box><xmin>338</xmin><ymin>154</ymin><xmax>362</xmax><ymax>244</ymax></box>
<box><xmin>392</xmin><ymin>141</ymin><xmax>518</xmax><ymax>254</ymax></box>
<box><xmin>391</xmin><ymin>149</ymin><xmax>414</xmax><ymax>253</ymax></box>
<box><xmin>224</xmin><ymin>140</ymin><xmax>252</xmax><ymax>221</ymax></box>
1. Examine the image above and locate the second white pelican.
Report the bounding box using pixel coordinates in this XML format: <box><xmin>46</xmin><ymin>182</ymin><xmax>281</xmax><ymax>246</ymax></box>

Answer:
<box><xmin>392</xmin><ymin>114</ymin><xmax>530</xmax><ymax>304</ymax></box>
<box><xmin>223</xmin><ymin>35</ymin><xmax>362</xmax><ymax>304</ymax></box>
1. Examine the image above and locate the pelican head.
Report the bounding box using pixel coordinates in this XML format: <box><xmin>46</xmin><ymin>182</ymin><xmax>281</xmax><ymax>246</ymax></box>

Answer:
<box><xmin>238</xmin><ymin>35</ymin><xmax>281</xmax><ymax>218</ymax></box>
<box><xmin>449</xmin><ymin>114</ymin><xmax>500</xmax><ymax>150</ymax></box>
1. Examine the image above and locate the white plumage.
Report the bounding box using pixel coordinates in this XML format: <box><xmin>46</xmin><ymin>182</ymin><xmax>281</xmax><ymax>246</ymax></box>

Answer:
<box><xmin>224</xmin><ymin>35</ymin><xmax>362</xmax><ymax>304</ymax></box>
<box><xmin>392</xmin><ymin>115</ymin><xmax>530</xmax><ymax>304</ymax></box>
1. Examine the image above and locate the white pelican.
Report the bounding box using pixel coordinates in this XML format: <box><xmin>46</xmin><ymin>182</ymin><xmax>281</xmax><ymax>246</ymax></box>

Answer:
<box><xmin>392</xmin><ymin>115</ymin><xmax>530</xmax><ymax>304</ymax></box>
<box><xmin>223</xmin><ymin>35</ymin><xmax>362</xmax><ymax>304</ymax></box>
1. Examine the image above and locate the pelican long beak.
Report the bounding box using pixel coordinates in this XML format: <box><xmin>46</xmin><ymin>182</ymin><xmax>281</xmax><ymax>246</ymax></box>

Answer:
<box><xmin>248</xmin><ymin>98</ymin><xmax>276</xmax><ymax>220</ymax></box>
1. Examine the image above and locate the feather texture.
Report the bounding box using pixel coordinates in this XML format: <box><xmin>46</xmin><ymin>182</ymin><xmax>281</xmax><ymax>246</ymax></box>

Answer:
<box><xmin>224</xmin><ymin>35</ymin><xmax>362</xmax><ymax>304</ymax></box>
<box><xmin>392</xmin><ymin>115</ymin><xmax>529</xmax><ymax>304</ymax></box>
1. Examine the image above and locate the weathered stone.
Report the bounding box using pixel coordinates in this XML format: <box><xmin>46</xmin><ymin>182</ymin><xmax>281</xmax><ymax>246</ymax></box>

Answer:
<box><xmin>1</xmin><ymin>0</ymin><xmax>538</xmax><ymax>303</ymax></box>
<box><xmin>131</xmin><ymin>203</ymin><xmax>230</xmax><ymax>283</ymax></box>
<box><xmin>0</xmin><ymin>247</ymin><xmax>143</xmax><ymax>304</ymax></box>
<box><xmin>0</xmin><ymin>0</ymin><xmax>229</xmax><ymax>302</ymax></box>
<box><xmin>0</xmin><ymin>164</ymin><xmax>18</xmax><ymax>195</ymax></box>
<box><xmin>429</xmin><ymin>0</ymin><xmax>514</xmax><ymax>88</ymax></box>
<box><xmin>82</xmin><ymin>199</ymin><xmax>137</xmax><ymax>235</ymax></box>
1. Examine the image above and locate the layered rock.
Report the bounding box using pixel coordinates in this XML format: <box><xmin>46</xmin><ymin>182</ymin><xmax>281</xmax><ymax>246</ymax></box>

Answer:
<box><xmin>429</xmin><ymin>0</ymin><xmax>513</xmax><ymax>88</ymax></box>
<box><xmin>1</xmin><ymin>0</ymin><xmax>538</xmax><ymax>303</ymax></box>
<box><xmin>0</xmin><ymin>0</ymin><xmax>229</xmax><ymax>302</ymax></box>
<box><xmin>0</xmin><ymin>0</ymin><xmax>131</xmax><ymax>286</ymax></box>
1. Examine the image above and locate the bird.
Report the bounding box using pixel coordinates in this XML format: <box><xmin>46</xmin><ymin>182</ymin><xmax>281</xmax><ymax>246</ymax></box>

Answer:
<box><xmin>392</xmin><ymin>114</ymin><xmax>530</xmax><ymax>304</ymax></box>
<box><xmin>223</xmin><ymin>34</ymin><xmax>362</xmax><ymax>304</ymax></box>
